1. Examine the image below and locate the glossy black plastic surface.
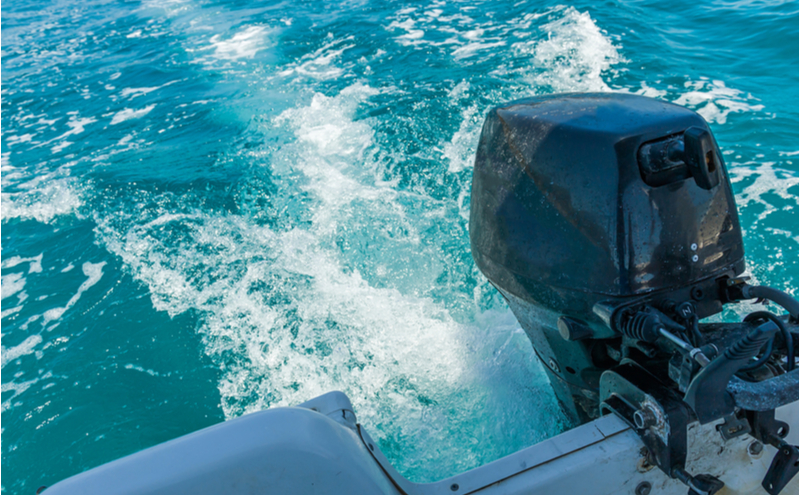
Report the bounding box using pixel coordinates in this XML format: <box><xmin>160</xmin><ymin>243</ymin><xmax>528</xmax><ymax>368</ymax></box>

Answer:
<box><xmin>469</xmin><ymin>94</ymin><xmax>746</xmax><ymax>416</ymax></box>
<box><xmin>470</xmin><ymin>93</ymin><xmax>744</xmax><ymax>321</ymax></box>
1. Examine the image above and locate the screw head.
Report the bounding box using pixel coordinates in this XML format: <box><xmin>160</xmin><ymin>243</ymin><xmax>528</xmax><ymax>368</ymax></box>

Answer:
<box><xmin>635</xmin><ymin>481</ymin><xmax>652</xmax><ymax>495</ymax></box>
<box><xmin>548</xmin><ymin>358</ymin><xmax>560</xmax><ymax>373</ymax></box>
<box><xmin>691</xmin><ymin>243</ymin><xmax>698</xmax><ymax>251</ymax></box>
<box><xmin>692</xmin><ymin>254</ymin><xmax>699</xmax><ymax>262</ymax></box>
<box><xmin>748</xmin><ymin>441</ymin><xmax>763</xmax><ymax>456</ymax></box>
<box><xmin>690</xmin><ymin>286</ymin><xmax>705</xmax><ymax>301</ymax></box>
<box><xmin>450</xmin><ymin>483</ymin><xmax>459</xmax><ymax>492</ymax></box>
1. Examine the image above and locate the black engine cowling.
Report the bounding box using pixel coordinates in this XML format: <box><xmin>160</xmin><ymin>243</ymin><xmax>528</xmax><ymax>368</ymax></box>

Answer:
<box><xmin>469</xmin><ymin>93</ymin><xmax>745</xmax><ymax>421</ymax></box>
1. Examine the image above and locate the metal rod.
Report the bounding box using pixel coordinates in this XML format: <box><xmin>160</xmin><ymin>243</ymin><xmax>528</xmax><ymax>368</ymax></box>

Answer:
<box><xmin>658</xmin><ymin>328</ymin><xmax>711</xmax><ymax>367</ymax></box>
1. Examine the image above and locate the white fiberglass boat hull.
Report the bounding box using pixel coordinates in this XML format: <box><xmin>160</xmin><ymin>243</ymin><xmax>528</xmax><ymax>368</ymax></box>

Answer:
<box><xmin>44</xmin><ymin>391</ymin><xmax>798</xmax><ymax>495</ymax></box>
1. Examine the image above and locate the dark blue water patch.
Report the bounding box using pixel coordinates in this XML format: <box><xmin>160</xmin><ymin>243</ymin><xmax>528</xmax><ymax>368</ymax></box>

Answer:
<box><xmin>1</xmin><ymin>220</ymin><xmax>222</xmax><ymax>494</ymax></box>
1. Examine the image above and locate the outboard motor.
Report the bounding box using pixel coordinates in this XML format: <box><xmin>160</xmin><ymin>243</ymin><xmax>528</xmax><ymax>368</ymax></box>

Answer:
<box><xmin>470</xmin><ymin>93</ymin><xmax>799</xmax><ymax>495</ymax></box>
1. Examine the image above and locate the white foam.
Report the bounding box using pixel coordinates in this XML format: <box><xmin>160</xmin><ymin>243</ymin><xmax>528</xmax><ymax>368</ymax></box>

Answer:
<box><xmin>35</xmin><ymin>117</ymin><xmax>61</xmax><ymax>126</ymax></box>
<box><xmin>100</xmin><ymin>204</ymin><xmax>558</xmax><ymax>471</ymax></box>
<box><xmin>440</xmin><ymin>81</ymin><xmax>485</xmax><ymax>177</ymax></box>
<box><xmin>120</xmin><ymin>81</ymin><xmax>178</xmax><ymax>99</ymax></box>
<box><xmin>51</xmin><ymin>141</ymin><xmax>72</xmax><ymax>153</ymax></box>
<box><xmin>1</xmin><ymin>178</ymin><xmax>82</xmax><ymax>223</ymax></box>
<box><xmin>443</xmin><ymin>104</ymin><xmax>482</xmax><ymax>174</ymax></box>
<box><xmin>140</xmin><ymin>0</ymin><xmax>192</xmax><ymax>16</ymax></box>
<box><xmin>1</xmin><ymin>335</ymin><xmax>42</xmax><ymax>368</ymax></box>
<box><xmin>387</xmin><ymin>19</ymin><xmax>427</xmax><ymax>46</ymax></box>
<box><xmin>5</xmin><ymin>134</ymin><xmax>35</xmax><ymax>147</ymax></box>
<box><xmin>124</xmin><ymin>363</ymin><xmax>161</xmax><ymax>376</ymax></box>
<box><xmin>1</xmin><ymin>155</ymin><xmax>26</xmax><ymax>184</ymax></box>
<box><xmin>95</xmin><ymin>83</ymin><xmax>565</xmax><ymax>480</ymax></box>
<box><xmin>278</xmin><ymin>38</ymin><xmax>354</xmax><ymax>80</ymax></box>
<box><xmin>1</xmin><ymin>305</ymin><xmax>23</xmax><ymax>319</ymax></box>
<box><xmin>208</xmin><ymin>26</ymin><xmax>270</xmax><ymax>60</ymax></box>
<box><xmin>513</xmin><ymin>7</ymin><xmax>621</xmax><ymax>92</ymax></box>
<box><xmin>384</xmin><ymin>3</ymin><xmax>618</xmax><ymax>91</ymax></box>
<box><xmin>729</xmin><ymin>161</ymin><xmax>798</xmax><ymax>221</ymax></box>
<box><xmin>42</xmin><ymin>262</ymin><xmax>106</xmax><ymax>325</ymax></box>
<box><xmin>110</xmin><ymin>105</ymin><xmax>156</xmax><ymax>125</ymax></box>
<box><xmin>28</xmin><ymin>255</ymin><xmax>43</xmax><ymax>274</ymax></box>
<box><xmin>452</xmin><ymin>41</ymin><xmax>505</xmax><ymax>59</ymax></box>
<box><xmin>636</xmin><ymin>81</ymin><xmax>668</xmax><ymax>99</ymax></box>
<box><xmin>2</xmin><ymin>254</ymin><xmax>43</xmax><ymax>273</ymax></box>
<box><xmin>673</xmin><ymin>79</ymin><xmax>764</xmax><ymax>124</ymax></box>
<box><xmin>463</xmin><ymin>28</ymin><xmax>483</xmax><ymax>40</ymax></box>
<box><xmin>1</xmin><ymin>273</ymin><xmax>26</xmax><ymax>300</ymax></box>
<box><xmin>1</xmin><ymin>376</ymin><xmax>40</xmax><ymax>413</ymax></box>
<box><xmin>44</xmin><ymin>115</ymin><xmax>98</xmax><ymax>151</ymax></box>
<box><xmin>120</xmin><ymin>87</ymin><xmax>159</xmax><ymax>98</ymax></box>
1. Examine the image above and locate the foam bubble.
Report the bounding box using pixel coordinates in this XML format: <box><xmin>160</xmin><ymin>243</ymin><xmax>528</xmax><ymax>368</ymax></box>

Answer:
<box><xmin>124</xmin><ymin>364</ymin><xmax>162</xmax><ymax>376</ymax></box>
<box><xmin>1</xmin><ymin>335</ymin><xmax>42</xmax><ymax>369</ymax></box>
<box><xmin>36</xmin><ymin>115</ymin><xmax>98</xmax><ymax>153</ymax></box>
<box><xmin>387</xmin><ymin>19</ymin><xmax>425</xmax><ymax>46</ymax></box>
<box><xmin>636</xmin><ymin>81</ymin><xmax>668</xmax><ymax>99</ymax></box>
<box><xmin>1</xmin><ymin>178</ymin><xmax>82</xmax><ymax>223</ymax></box>
<box><xmin>120</xmin><ymin>81</ymin><xmax>178</xmax><ymax>99</ymax></box>
<box><xmin>140</xmin><ymin>0</ymin><xmax>192</xmax><ymax>17</ymax></box>
<box><xmin>2</xmin><ymin>254</ymin><xmax>43</xmax><ymax>274</ymax></box>
<box><xmin>1</xmin><ymin>376</ymin><xmax>40</xmax><ymax>413</ymax></box>
<box><xmin>673</xmin><ymin>79</ymin><xmax>764</xmax><ymax>124</ymax></box>
<box><xmin>443</xmin><ymin>103</ymin><xmax>482</xmax><ymax>174</ymax></box>
<box><xmin>513</xmin><ymin>7</ymin><xmax>621</xmax><ymax>92</ymax></box>
<box><xmin>1</xmin><ymin>306</ymin><xmax>23</xmax><ymax>319</ymax></box>
<box><xmin>384</xmin><ymin>3</ymin><xmax>620</xmax><ymax>96</ymax></box>
<box><xmin>208</xmin><ymin>26</ymin><xmax>270</xmax><ymax>61</ymax></box>
<box><xmin>729</xmin><ymin>161</ymin><xmax>798</xmax><ymax>221</ymax></box>
<box><xmin>442</xmin><ymin>80</ymin><xmax>483</xmax><ymax>177</ymax></box>
<box><xmin>110</xmin><ymin>105</ymin><xmax>156</xmax><ymax>125</ymax></box>
<box><xmin>42</xmin><ymin>262</ymin><xmax>106</xmax><ymax>325</ymax></box>
<box><xmin>278</xmin><ymin>37</ymin><xmax>354</xmax><ymax>80</ymax></box>
<box><xmin>5</xmin><ymin>134</ymin><xmax>36</xmax><ymax>147</ymax></box>
<box><xmin>51</xmin><ymin>141</ymin><xmax>71</xmax><ymax>153</ymax></box>
<box><xmin>1</xmin><ymin>273</ymin><xmax>26</xmax><ymax>300</ymax></box>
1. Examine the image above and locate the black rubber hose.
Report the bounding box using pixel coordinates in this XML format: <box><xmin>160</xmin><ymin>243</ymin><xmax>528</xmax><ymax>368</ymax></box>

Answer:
<box><xmin>742</xmin><ymin>285</ymin><xmax>799</xmax><ymax>321</ymax></box>
<box><xmin>745</xmin><ymin>311</ymin><xmax>795</xmax><ymax>371</ymax></box>
<box><xmin>689</xmin><ymin>314</ymin><xmax>703</xmax><ymax>347</ymax></box>
<box><xmin>737</xmin><ymin>335</ymin><xmax>774</xmax><ymax>372</ymax></box>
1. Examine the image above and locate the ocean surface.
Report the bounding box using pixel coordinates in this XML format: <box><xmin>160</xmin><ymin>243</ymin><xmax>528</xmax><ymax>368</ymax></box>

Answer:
<box><xmin>1</xmin><ymin>0</ymin><xmax>797</xmax><ymax>491</ymax></box>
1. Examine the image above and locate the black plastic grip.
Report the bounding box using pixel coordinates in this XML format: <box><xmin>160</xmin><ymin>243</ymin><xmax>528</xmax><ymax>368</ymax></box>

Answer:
<box><xmin>684</xmin><ymin>320</ymin><xmax>777</xmax><ymax>424</ymax></box>
<box><xmin>684</xmin><ymin>126</ymin><xmax>721</xmax><ymax>190</ymax></box>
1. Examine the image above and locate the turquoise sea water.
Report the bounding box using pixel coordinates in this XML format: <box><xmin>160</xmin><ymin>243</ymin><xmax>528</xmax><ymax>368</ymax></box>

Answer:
<box><xmin>1</xmin><ymin>0</ymin><xmax>797</xmax><ymax>491</ymax></box>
